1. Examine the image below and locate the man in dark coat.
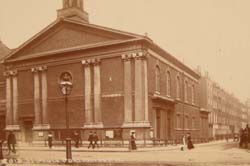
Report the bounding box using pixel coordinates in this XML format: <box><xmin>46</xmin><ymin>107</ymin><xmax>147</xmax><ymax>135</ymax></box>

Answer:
<box><xmin>47</xmin><ymin>132</ymin><xmax>53</xmax><ymax>149</ymax></box>
<box><xmin>92</xmin><ymin>132</ymin><xmax>99</xmax><ymax>149</ymax></box>
<box><xmin>7</xmin><ymin>131</ymin><xmax>16</xmax><ymax>153</ymax></box>
<box><xmin>74</xmin><ymin>132</ymin><xmax>80</xmax><ymax>148</ymax></box>
<box><xmin>87</xmin><ymin>131</ymin><xmax>94</xmax><ymax>149</ymax></box>
<box><xmin>245</xmin><ymin>124</ymin><xmax>250</xmax><ymax>146</ymax></box>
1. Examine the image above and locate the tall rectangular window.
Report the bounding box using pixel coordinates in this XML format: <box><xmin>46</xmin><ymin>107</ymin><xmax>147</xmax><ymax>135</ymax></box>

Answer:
<box><xmin>176</xmin><ymin>76</ymin><xmax>180</xmax><ymax>99</ymax></box>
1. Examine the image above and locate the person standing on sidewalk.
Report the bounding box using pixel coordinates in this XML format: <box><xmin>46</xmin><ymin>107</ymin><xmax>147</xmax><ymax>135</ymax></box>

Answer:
<box><xmin>87</xmin><ymin>131</ymin><xmax>94</xmax><ymax>149</ymax></box>
<box><xmin>47</xmin><ymin>132</ymin><xmax>53</xmax><ymax>149</ymax></box>
<box><xmin>7</xmin><ymin>131</ymin><xmax>16</xmax><ymax>154</ymax></box>
<box><xmin>130</xmin><ymin>132</ymin><xmax>137</xmax><ymax>150</ymax></box>
<box><xmin>187</xmin><ymin>132</ymin><xmax>194</xmax><ymax>150</ymax></box>
<box><xmin>181</xmin><ymin>134</ymin><xmax>186</xmax><ymax>151</ymax></box>
<box><xmin>74</xmin><ymin>132</ymin><xmax>80</xmax><ymax>148</ymax></box>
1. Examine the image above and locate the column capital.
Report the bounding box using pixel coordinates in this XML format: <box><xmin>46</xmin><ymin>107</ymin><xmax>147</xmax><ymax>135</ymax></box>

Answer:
<box><xmin>31</xmin><ymin>66</ymin><xmax>47</xmax><ymax>72</ymax></box>
<box><xmin>82</xmin><ymin>59</ymin><xmax>91</xmax><ymax>66</ymax></box>
<box><xmin>31</xmin><ymin>67</ymin><xmax>39</xmax><ymax>73</ymax></box>
<box><xmin>11</xmin><ymin>70</ymin><xmax>18</xmax><ymax>76</ymax></box>
<box><xmin>93</xmin><ymin>58</ymin><xmax>101</xmax><ymax>66</ymax></box>
<box><xmin>82</xmin><ymin>58</ymin><xmax>101</xmax><ymax>66</ymax></box>
<box><xmin>3</xmin><ymin>71</ymin><xmax>11</xmax><ymax>77</ymax></box>
<box><xmin>121</xmin><ymin>54</ymin><xmax>133</xmax><ymax>61</ymax></box>
<box><xmin>132</xmin><ymin>51</ymin><xmax>148</xmax><ymax>60</ymax></box>
<box><xmin>4</xmin><ymin>70</ymin><xmax>18</xmax><ymax>77</ymax></box>
<box><xmin>38</xmin><ymin>66</ymin><xmax>48</xmax><ymax>72</ymax></box>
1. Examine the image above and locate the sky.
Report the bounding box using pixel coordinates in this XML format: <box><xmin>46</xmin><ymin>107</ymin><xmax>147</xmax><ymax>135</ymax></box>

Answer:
<box><xmin>0</xmin><ymin>0</ymin><xmax>250</xmax><ymax>102</ymax></box>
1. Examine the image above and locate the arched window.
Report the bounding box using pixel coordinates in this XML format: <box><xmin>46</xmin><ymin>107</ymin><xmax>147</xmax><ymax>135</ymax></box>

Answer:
<box><xmin>176</xmin><ymin>76</ymin><xmax>180</xmax><ymax>99</ymax></box>
<box><xmin>192</xmin><ymin>117</ymin><xmax>195</xmax><ymax>129</ymax></box>
<box><xmin>155</xmin><ymin>66</ymin><xmax>160</xmax><ymax>92</ymax></box>
<box><xmin>185</xmin><ymin>115</ymin><xmax>189</xmax><ymax>129</ymax></box>
<box><xmin>166</xmin><ymin>71</ymin><xmax>171</xmax><ymax>96</ymax></box>
<box><xmin>184</xmin><ymin>80</ymin><xmax>188</xmax><ymax>102</ymax></box>
<box><xmin>176</xmin><ymin>114</ymin><xmax>181</xmax><ymax>129</ymax></box>
<box><xmin>191</xmin><ymin>84</ymin><xmax>195</xmax><ymax>104</ymax></box>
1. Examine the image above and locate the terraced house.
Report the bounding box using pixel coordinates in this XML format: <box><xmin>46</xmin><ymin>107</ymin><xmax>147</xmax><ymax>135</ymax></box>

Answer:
<box><xmin>1</xmin><ymin>0</ymin><xmax>208</xmax><ymax>144</ymax></box>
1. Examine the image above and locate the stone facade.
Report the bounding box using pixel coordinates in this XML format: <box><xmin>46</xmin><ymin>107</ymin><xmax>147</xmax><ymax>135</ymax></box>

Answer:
<box><xmin>199</xmin><ymin>72</ymin><xmax>246</xmax><ymax>140</ymax></box>
<box><xmin>1</xmin><ymin>0</ymin><xmax>209</xmax><ymax>144</ymax></box>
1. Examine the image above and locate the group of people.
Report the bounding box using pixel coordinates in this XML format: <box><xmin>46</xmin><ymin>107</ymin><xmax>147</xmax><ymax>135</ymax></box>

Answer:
<box><xmin>87</xmin><ymin>131</ymin><xmax>99</xmax><ymax>149</ymax></box>
<box><xmin>47</xmin><ymin>131</ymin><xmax>85</xmax><ymax>149</ymax></box>
<box><xmin>181</xmin><ymin>132</ymin><xmax>194</xmax><ymax>151</ymax></box>
<box><xmin>239</xmin><ymin>124</ymin><xmax>250</xmax><ymax>148</ymax></box>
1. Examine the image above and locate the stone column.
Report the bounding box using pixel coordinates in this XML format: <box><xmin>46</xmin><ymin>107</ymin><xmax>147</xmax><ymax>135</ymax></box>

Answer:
<box><xmin>32</xmin><ymin>68</ymin><xmax>41</xmax><ymax>127</ymax></box>
<box><xmin>134</xmin><ymin>53</ymin><xmax>144</xmax><ymax>122</ymax></box>
<box><xmin>122</xmin><ymin>54</ymin><xmax>133</xmax><ymax>127</ymax></box>
<box><xmin>5</xmin><ymin>72</ymin><xmax>13</xmax><ymax>126</ymax></box>
<box><xmin>143</xmin><ymin>55</ymin><xmax>149</xmax><ymax>122</ymax></box>
<box><xmin>93</xmin><ymin>59</ymin><xmax>103</xmax><ymax>128</ymax></box>
<box><xmin>4</xmin><ymin>70</ymin><xmax>20</xmax><ymax>131</ymax></box>
<box><xmin>40</xmin><ymin>66</ymin><xmax>50</xmax><ymax>128</ymax></box>
<box><xmin>12</xmin><ymin>71</ymin><xmax>19</xmax><ymax>125</ymax></box>
<box><xmin>82</xmin><ymin>60</ymin><xmax>93</xmax><ymax>127</ymax></box>
<box><xmin>133</xmin><ymin>52</ymin><xmax>150</xmax><ymax>127</ymax></box>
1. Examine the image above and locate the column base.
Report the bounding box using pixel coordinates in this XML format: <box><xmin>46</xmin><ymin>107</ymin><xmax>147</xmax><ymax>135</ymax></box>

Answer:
<box><xmin>5</xmin><ymin>125</ymin><xmax>20</xmax><ymax>131</ymax></box>
<box><xmin>83</xmin><ymin>122</ymin><xmax>104</xmax><ymax>129</ymax></box>
<box><xmin>32</xmin><ymin>124</ymin><xmax>51</xmax><ymax>131</ymax></box>
<box><xmin>122</xmin><ymin>121</ymin><xmax>151</xmax><ymax>128</ymax></box>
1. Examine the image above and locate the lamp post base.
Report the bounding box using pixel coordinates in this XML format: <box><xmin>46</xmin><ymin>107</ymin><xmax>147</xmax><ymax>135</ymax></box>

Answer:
<box><xmin>65</xmin><ymin>138</ymin><xmax>72</xmax><ymax>164</ymax></box>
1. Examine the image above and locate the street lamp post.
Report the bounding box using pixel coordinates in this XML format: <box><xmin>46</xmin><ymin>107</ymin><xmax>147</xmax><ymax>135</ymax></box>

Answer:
<box><xmin>59</xmin><ymin>72</ymin><xmax>73</xmax><ymax>163</ymax></box>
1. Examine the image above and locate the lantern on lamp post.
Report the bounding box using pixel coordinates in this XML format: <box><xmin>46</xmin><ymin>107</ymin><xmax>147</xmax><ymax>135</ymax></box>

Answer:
<box><xmin>59</xmin><ymin>71</ymin><xmax>73</xmax><ymax>163</ymax></box>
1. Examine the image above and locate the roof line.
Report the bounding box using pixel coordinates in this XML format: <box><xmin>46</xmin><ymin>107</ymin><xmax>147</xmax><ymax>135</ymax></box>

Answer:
<box><xmin>63</xmin><ymin>18</ymin><xmax>148</xmax><ymax>39</ymax></box>
<box><xmin>145</xmin><ymin>40</ymin><xmax>200</xmax><ymax>79</ymax></box>
<box><xmin>3</xmin><ymin>19</ymin><xmax>61</xmax><ymax>61</ymax></box>
<box><xmin>4</xmin><ymin>38</ymin><xmax>143</xmax><ymax>63</ymax></box>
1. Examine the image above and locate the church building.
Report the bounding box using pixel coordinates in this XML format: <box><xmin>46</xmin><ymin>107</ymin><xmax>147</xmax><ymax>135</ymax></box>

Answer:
<box><xmin>2</xmin><ymin>0</ymin><xmax>209</xmax><ymax>144</ymax></box>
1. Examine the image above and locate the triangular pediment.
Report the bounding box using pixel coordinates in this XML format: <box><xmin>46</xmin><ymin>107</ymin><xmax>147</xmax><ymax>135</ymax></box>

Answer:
<box><xmin>5</xmin><ymin>19</ymin><xmax>143</xmax><ymax>62</ymax></box>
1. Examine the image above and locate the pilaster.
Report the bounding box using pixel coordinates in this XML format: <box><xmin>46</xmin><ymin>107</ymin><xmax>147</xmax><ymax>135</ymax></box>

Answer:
<box><xmin>4</xmin><ymin>70</ymin><xmax>20</xmax><ymax>131</ymax></box>
<box><xmin>32</xmin><ymin>67</ymin><xmax>41</xmax><ymax>127</ymax></box>
<box><xmin>93</xmin><ymin>59</ymin><xmax>103</xmax><ymax>128</ymax></box>
<box><xmin>82</xmin><ymin>60</ymin><xmax>93</xmax><ymax>127</ymax></box>
<box><xmin>31</xmin><ymin>66</ymin><xmax>50</xmax><ymax>130</ymax></box>
<box><xmin>122</xmin><ymin>54</ymin><xmax>133</xmax><ymax>128</ymax></box>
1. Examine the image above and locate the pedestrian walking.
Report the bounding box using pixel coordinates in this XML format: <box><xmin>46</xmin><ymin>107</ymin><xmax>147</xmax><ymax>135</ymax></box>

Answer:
<box><xmin>74</xmin><ymin>132</ymin><xmax>80</xmax><ymax>148</ymax></box>
<box><xmin>239</xmin><ymin>127</ymin><xmax>244</xmax><ymax>148</ymax></box>
<box><xmin>7</xmin><ymin>131</ymin><xmax>16</xmax><ymax>154</ymax></box>
<box><xmin>47</xmin><ymin>132</ymin><xmax>53</xmax><ymax>149</ymax></box>
<box><xmin>93</xmin><ymin>132</ymin><xmax>99</xmax><ymax>149</ymax></box>
<box><xmin>245</xmin><ymin>124</ymin><xmax>250</xmax><ymax>148</ymax></box>
<box><xmin>186</xmin><ymin>132</ymin><xmax>194</xmax><ymax>150</ymax></box>
<box><xmin>130</xmin><ymin>132</ymin><xmax>137</xmax><ymax>150</ymax></box>
<box><xmin>181</xmin><ymin>134</ymin><xmax>186</xmax><ymax>151</ymax></box>
<box><xmin>225</xmin><ymin>132</ymin><xmax>229</xmax><ymax>143</ymax></box>
<box><xmin>87</xmin><ymin>131</ymin><xmax>94</xmax><ymax>149</ymax></box>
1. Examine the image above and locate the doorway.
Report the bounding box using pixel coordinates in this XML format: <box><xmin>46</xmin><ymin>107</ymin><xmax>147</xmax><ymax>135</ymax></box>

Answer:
<box><xmin>156</xmin><ymin>110</ymin><xmax>161</xmax><ymax>139</ymax></box>
<box><xmin>23</xmin><ymin>121</ymin><xmax>33</xmax><ymax>143</ymax></box>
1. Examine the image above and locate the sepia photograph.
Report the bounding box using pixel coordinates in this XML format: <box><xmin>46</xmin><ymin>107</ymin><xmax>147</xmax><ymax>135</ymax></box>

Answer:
<box><xmin>0</xmin><ymin>0</ymin><xmax>250</xmax><ymax>165</ymax></box>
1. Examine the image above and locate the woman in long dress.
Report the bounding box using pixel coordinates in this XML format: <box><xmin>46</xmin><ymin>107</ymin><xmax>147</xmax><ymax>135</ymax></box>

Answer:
<box><xmin>130</xmin><ymin>132</ymin><xmax>137</xmax><ymax>150</ymax></box>
<box><xmin>187</xmin><ymin>132</ymin><xmax>194</xmax><ymax>150</ymax></box>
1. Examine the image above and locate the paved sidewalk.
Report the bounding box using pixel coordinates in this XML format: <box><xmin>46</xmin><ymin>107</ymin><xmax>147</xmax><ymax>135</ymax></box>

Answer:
<box><xmin>12</xmin><ymin>140</ymin><xmax>230</xmax><ymax>152</ymax></box>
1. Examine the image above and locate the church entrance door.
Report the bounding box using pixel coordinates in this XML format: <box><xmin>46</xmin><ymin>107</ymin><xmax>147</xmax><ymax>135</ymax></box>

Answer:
<box><xmin>23</xmin><ymin>120</ymin><xmax>33</xmax><ymax>143</ymax></box>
